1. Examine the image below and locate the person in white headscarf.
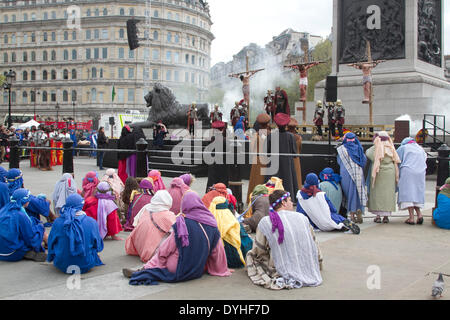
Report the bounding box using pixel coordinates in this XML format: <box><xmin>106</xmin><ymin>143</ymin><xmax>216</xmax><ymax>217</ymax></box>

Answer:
<box><xmin>101</xmin><ymin>168</ymin><xmax>124</xmax><ymax>201</ymax></box>
<box><xmin>52</xmin><ymin>173</ymin><xmax>78</xmax><ymax>216</ymax></box>
<box><xmin>125</xmin><ymin>190</ymin><xmax>176</xmax><ymax>262</ymax></box>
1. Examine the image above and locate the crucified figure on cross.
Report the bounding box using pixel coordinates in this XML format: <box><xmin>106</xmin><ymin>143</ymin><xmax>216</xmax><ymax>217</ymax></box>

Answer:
<box><xmin>229</xmin><ymin>68</ymin><xmax>264</xmax><ymax>107</ymax></box>
<box><xmin>285</xmin><ymin>61</ymin><xmax>324</xmax><ymax>102</ymax></box>
<box><xmin>347</xmin><ymin>60</ymin><xmax>385</xmax><ymax>104</ymax></box>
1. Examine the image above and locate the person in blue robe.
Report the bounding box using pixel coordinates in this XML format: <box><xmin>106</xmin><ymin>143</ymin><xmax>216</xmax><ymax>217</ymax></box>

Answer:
<box><xmin>70</xmin><ymin>129</ymin><xmax>78</xmax><ymax>156</ymax></box>
<box><xmin>0</xmin><ymin>167</ymin><xmax>10</xmax><ymax>209</ymax></box>
<box><xmin>47</xmin><ymin>194</ymin><xmax>104</xmax><ymax>274</ymax></box>
<box><xmin>433</xmin><ymin>178</ymin><xmax>450</xmax><ymax>230</ymax></box>
<box><xmin>6</xmin><ymin>168</ymin><xmax>56</xmax><ymax>225</ymax></box>
<box><xmin>0</xmin><ymin>188</ymin><xmax>47</xmax><ymax>262</ymax></box>
<box><xmin>318</xmin><ymin>167</ymin><xmax>343</xmax><ymax>212</ymax></box>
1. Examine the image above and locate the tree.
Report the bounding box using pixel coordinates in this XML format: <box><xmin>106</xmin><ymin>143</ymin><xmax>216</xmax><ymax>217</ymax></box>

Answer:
<box><xmin>307</xmin><ymin>39</ymin><xmax>332</xmax><ymax>101</ymax></box>
<box><xmin>0</xmin><ymin>74</ymin><xmax>5</xmax><ymax>87</ymax></box>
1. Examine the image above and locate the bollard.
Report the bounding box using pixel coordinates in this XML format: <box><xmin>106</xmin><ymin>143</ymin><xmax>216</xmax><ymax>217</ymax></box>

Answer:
<box><xmin>434</xmin><ymin>144</ymin><xmax>450</xmax><ymax>210</ymax></box>
<box><xmin>62</xmin><ymin>138</ymin><xmax>74</xmax><ymax>174</ymax></box>
<box><xmin>8</xmin><ymin>136</ymin><xmax>20</xmax><ymax>169</ymax></box>
<box><xmin>136</xmin><ymin>138</ymin><xmax>148</xmax><ymax>178</ymax></box>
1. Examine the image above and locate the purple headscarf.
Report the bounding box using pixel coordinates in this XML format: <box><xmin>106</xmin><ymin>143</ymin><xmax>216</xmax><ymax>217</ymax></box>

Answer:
<box><xmin>269</xmin><ymin>192</ymin><xmax>290</xmax><ymax>244</ymax></box>
<box><xmin>95</xmin><ymin>181</ymin><xmax>118</xmax><ymax>238</ymax></box>
<box><xmin>176</xmin><ymin>191</ymin><xmax>217</xmax><ymax>247</ymax></box>
<box><xmin>179</xmin><ymin>174</ymin><xmax>192</xmax><ymax>187</ymax></box>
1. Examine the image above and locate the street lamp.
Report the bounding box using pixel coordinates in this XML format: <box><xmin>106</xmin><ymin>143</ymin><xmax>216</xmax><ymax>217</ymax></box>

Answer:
<box><xmin>31</xmin><ymin>89</ymin><xmax>40</xmax><ymax>121</ymax></box>
<box><xmin>55</xmin><ymin>102</ymin><xmax>60</xmax><ymax>123</ymax></box>
<box><xmin>3</xmin><ymin>69</ymin><xmax>16</xmax><ymax>128</ymax></box>
<box><xmin>72</xmin><ymin>101</ymin><xmax>75</xmax><ymax>123</ymax></box>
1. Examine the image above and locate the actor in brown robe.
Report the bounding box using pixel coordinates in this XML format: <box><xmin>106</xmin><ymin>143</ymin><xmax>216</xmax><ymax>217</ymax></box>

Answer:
<box><xmin>287</xmin><ymin>118</ymin><xmax>303</xmax><ymax>189</ymax></box>
<box><xmin>247</xmin><ymin>113</ymin><xmax>271</xmax><ymax>205</ymax></box>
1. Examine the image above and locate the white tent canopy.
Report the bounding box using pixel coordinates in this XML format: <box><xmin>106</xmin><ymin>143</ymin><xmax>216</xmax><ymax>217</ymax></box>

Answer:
<box><xmin>17</xmin><ymin>119</ymin><xmax>40</xmax><ymax>130</ymax></box>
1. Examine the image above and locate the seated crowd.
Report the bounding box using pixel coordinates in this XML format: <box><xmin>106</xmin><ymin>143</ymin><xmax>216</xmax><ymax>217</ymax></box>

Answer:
<box><xmin>0</xmin><ymin>123</ymin><xmax>445</xmax><ymax>291</ymax></box>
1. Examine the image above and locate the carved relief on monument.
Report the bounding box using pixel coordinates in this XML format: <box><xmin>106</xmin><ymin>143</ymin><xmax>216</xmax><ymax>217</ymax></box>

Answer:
<box><xmin>418</xmin><ymin>0</ymin><xmax>442</xmax><ymax>67</ymax></box>
<box><xmin>338</xmin><ymin>0</ymin><xmax>405</xmax><ymax>64</ymax></box>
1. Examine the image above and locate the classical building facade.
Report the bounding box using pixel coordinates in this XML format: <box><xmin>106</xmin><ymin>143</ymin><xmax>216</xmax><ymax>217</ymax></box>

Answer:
<box><xmin>0</xmin><ymin>0</ymin><xmax>213</xmax><ymax>122</ymax></box>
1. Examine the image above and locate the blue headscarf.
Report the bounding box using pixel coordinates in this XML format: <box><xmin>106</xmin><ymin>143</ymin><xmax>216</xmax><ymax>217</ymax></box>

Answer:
<box><xmin>0</xmin><ymin>189</ymin><xmax>31</xmax><ymax>220</ymax></box>
<box><xmin>319</xmin><ymin>168</ymin><xmax>342</xmax><ymax>190</ymax></box>
<box><xmin>60</xmin><ymin>194</ymin><xmax>86</xmax><ymax>257</ymax></box>
<box><xmin>234</xmin><ymin>116</ymin><xmax>245</xmax><ymax>131</ymax></box>
<box><xmin>6</xmin><ymin>169</ymin><xmax>24</xmax><ymax>196</ymax></box>
<box><xmin>401</xmin><ymin>137</ymin><xmax>415</xmax><ymax>145</ymax></box>
<box><xmin>342</xmin><ymin>132</ymin><xmax>367</xmax><ymax>168</ymax></box>
<box><xmin>0</xmin><ymin>167</ymin><xmax>8</xmax><ymax>183</ymax></box>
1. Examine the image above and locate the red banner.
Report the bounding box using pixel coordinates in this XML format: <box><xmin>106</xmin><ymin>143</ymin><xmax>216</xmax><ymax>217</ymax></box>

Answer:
<box><xmin>39</xmin><ymin>121</ymin><xmax>93</xmax><ymax>130</ymax></box>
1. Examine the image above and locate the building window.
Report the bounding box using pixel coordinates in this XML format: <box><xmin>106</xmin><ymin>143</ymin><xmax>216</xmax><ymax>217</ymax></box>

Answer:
<box><xmin>185</xmin><ymin>54</ymin><xmax>189</xmax><ymax>64</ymax></box>
<box><xmin>30</xmin><ymin>70</ymin><xmax>35</xmax><ymax>81</ymax></box>
<box><xmin>152</xmin><ymin>69</ymin><xmax>158</xmax><ymax>80</ymax></box>
<box><xmin>166</xmin><ymin>51</ymin><xmax>172</xmax><ymax>62</ymax></box>
<box><xmin>51</xmin><ymin>50</ymin><xmax>56</xmax><ymax>61</ymax></box>
<box><xmin>64</xmin><ymin>31</ymin><xmax>68</xmax><ymax>40</ymax></box>
<box><xmin>86</xmin><ymin>48</ymin><xmax>91</xmax><ymax>59</ymax></box>
<box><xmin>153</xmin><ymin>31</ymin><xmax>158</xmax><ymax>41</ymax></box>
<box><xmin>23</xmin><ymin>34</ymin><xmax>28</xmax><ymax>43</ymax></box>
<box><xmin>12</xmin><ymin>15</ymin><xmax>16</xmax><ymax>22</ymax></box>
<box><xmin>23</xmin><ymin>13</ymin><xmax>28</xmax><ymax>21</ymax></box>
<box><xmin>43</xmin><ymin>12</ymin><xmax>48</xmax><ymax>20</ymax></box>
<box><xmin>42</xmin><ymin>91</ymin><xmax>48</xmax><ymax>102</ymax></box>
<box><xmin>72</xmin><ymin>69</ymin><xmax>77</xmax><ymax>79</ymax></box>
<box><xmin>64</xmin><ymin>50</ymin><xmax>69</xmax><ymax>60</ymax></box>
<box><xmin>51</xmin><ymin>91</ymin><xmax>56</xmax><ymax>102</ymax></box>
<box><xmin>3</xmin><ymin>53</ymin><xmax>7</xmax><ymax>63</ymax></box>
<box><xmin>167</xmin><ymin>12</ymin><xmax>172</xmax><ymax>20</ymax></box>
<box><xmin>30</xmin><ymin>91</ymin><xmax>36</xmax><ymax>103</ymax></box>
<box><xmin>117</xmin><ymin>88</ymin><xmax>124</xmax><ymax>103</ymax></box>
<box><xmin>22</xmin><ymin>71</ymin><xmax>28</xmax><ymax>81</ymax></box>
<box><xmin>186</xmin><ymin>16</ymin><xmax>190</xmax><ymax>24</ymax></box>
<box><xmin>72</xmin><ymin>49</ymin><xmax>77</xmax><ymax>60</ymax></box>
<box><xmin>129</xmin><ymin>50</ymin><xmax>134</xmax><ymax>59</ymax></box>
<box><xmin>92</xmin><ymin>67</ymin><xmax>97</xmax><ymax>78</ymax></box>
<box><xmin>51</xmin><ymin>32</ymin><xmax>56</xmax><ymax>41</ymax></box>
<box><xmin>31</xmin><ymin>32</ymin><xmax>35</xmax><ymax>42</ymax></box>
<box><xmin>43</xmin><ymin>70</ymin><xmax>48</xmax><ymax>80</ymax></box>
<box><xmin>175</xmin><ymin>13</ymin><xmax>180</xmax><ymax>21</ymax></box>
<box><xmin>102</xmin><ymin>48</ymin><xmax>107</xmax><ymax>59</ymax></box>
<box><xmin>43</xmin><ymin>51</ymin><xmax>48</xmax><ymax>61</ymax></box>
<box><xmin>118</xmin><ymin>67</ymin><xmax>124</xmax><ymax>79</ymax></box>
<box><xmin>128</xmin><ymin>67</ymin><xmax>134</xmax><ymax>79</ymax></box>
<box><xmin>174</xmin><ymin>70</ymin><xmax>179</xmax><ymax>82</ymax></box>
<box><xmin>153</xmin><ymin>10</ymin><xmax>159</xmax><ymax>18</ymax></box>
<box><xmin>119</xmin><ymin>8</ymin><xmax>125</xmax><ymax>16</ymax></box>
<box><xmin>174</xmin><ymin>34</ymin><xmax>179</xmax><ymax>43</ymax></box>
<box><xmin>152</xmin><ymin>49</ymin><xmax>159</xmax><ymax>60</ymax></box>
<box><xmin>72</xmin><ymin>90</ymin><xmax>77</xmax><ymax>101</ymax></box>
<box><xmin>63</xmin><ymin>69</ymin><xmax>69</xmax><ymax>80</ymax></box>
<box><xmin>43</xmin><ymin>32</ymin><xmax>48</xmax><ymax>42</ymax></box>
<box><xmin>102</xmin><ymin>29</ymin><xmax>108</xmax><ymax>40</ymax></box>
<box><xmin>166</xmin><ymin>70</ymin><xmax>172</xmax><ymax>81</ymax></box>
<box><xmin>99</xmin><ymin>68</ymin><xmax>103</xmax><ymax>78</ymax></box>
<box><xmin>191</xmin><ymin>73</ymin><xmax>195</xmax><ymax>83</ymax></box>
<box><xmin>103</xmin><ymin>8</ymin><xmax>108</xmax><ymax>16</ymax></box>
<box><xmin>185</xmin><ymin>72</ymin><xmax>189</xmax><ymax>82</ymax></box>
<box><xmin>95</xmin><ymin>8</ymin><xmax>99</xmax><ymax>17</ymax></box>
<box><xmin>51</xmin><ymin>11</ymin><xmax>56</xmax><ymax>19</ymax></box>
<box><xmin>91</xmin><ymin>88</ymin><xmax>96</xmax><ymax>102</ymax></box>
<box><xmin>167</xmin><ymin>32</ymin><xmax>172</xmax><ymax>43</ymax></box>
<box><xmin>86</xmin><ymin>30</ymin><xmax>91</xmax><ymax>40</ymax></box>
<box><xmin>94</xmin><ymin>48</ymin><xmax>99</xmax><ymax>59</ymax></box>
<box><xmin>31</xmin><ymin>51</ymin><xmax>36</xmax><ymax>61</ymax></box>
<box><xmin>3</xmin><ymin>35</ymin><xmax>7</xmax><ymax>44</ymax></box>
<box><xmin>94</xmin><ymin>29</ymin><xmax>99</xmax><ymax>39</ymax></box>
<box><xmin>63</xmin><ymin>90</ymin><xmax>68</xmax><ymax>102</ymax></box>
<box><xmin>86</xmin><ymin>9</ymin><xmax>91</xmax><ymax>17</ymax></box>
<box><xmin>11</xmin><ymin>52</ymin><xmax>16</xmax><ymax>62</ymax></box>
<box><xmin>22</xmin><ymin>91</ymin><xmax>28</xmax><ymax>104</ymax></box>
<box><xmin>174</xmin><ymin>52</ymin><xmax>179</xmax><ymax>63</ymax></box>
<box><xmin>129</xmin><ymin>8</ymin><xmax>135</xmax><ymax>16</ymax></box>
<box><xmin>23</xmin><ymin>52</ymin><xmax>27</xmax><ymax>62</ymax></box>
<box><xmin>72</xmin><ymin>31</ymin><xmax>76</xmax><ymax>40</ymax></box>
<box><xmin>31</xmin><ymin>13</ymin><xmax>36</xmax><ymax>21</ymax></box>
<box><xmin>128</xmin><ymin>88</ymin><xmax>134</xmax><ymax>102</ymax></box>
<box><xmin>51</xmin><ymin>70</ymin><xmax>56</xmax><ymax>80</ymax></box>
<box><xmin>191</xmin><ymin>55</ymin><xmax>195</xmax><ymax>65</ymax></box>
<box><xmin>3</xmin><ymin>15</ymin><xmax>8</xmax><ymax>23</ymax></box>
<box><xmin>119</xmin><ymin>48</ymin><xmax>124</xmax><ymax>59</ymax></box>
<box><xmin>119</xmin><ymin>29</ymin><xmax>124</xmax><ymax>39</ymax></box>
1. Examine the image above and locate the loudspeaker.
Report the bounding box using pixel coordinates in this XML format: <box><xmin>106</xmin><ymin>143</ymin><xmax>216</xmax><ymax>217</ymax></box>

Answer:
<box><xmin>109</xmin><ymin>117</ymin><xmax>115</xmax><ymax>126</ymax></box>
<box><xmin>325</xmin><ymin>76</ymin><xmax>338</xmax><ymax>102</ymax></box>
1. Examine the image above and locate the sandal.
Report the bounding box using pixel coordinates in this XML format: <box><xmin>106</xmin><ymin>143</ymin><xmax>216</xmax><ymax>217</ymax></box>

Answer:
<box><xmin>343</xmin><ymin>219</ymin><xmax>360</xmax><ymax>235</ymax></box>
<box><xmin>356</xmin><ymin>210</ymin><xmax>364</xmax><ymax>224</ymax></box>
<box><xmin>382</xmin><ymin>217</ymin><xmax>389</xmax><ymax>224</ymax></box>
<box><xmin>416</xmin><ymin>217</ymin><xmax>424</xmax><ymax>225</ymax></box>
<box><xmin>374</xmin><ymin>217</ymin><xmax>381</xmax><ymax>223</ymax></box>
<box><xmin>405</xmin><ymin>219</ymin><xmax>415</xmax><ymax>225</ymax></box>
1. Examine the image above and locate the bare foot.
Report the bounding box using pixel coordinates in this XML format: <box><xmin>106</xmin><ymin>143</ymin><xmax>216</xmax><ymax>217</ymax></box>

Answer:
<box><xmin>111</xmin><ymin>235</ymin><xmax>124</xmax><ymax>241</ymax></box>
<box><xmin>229</xmin><ymin>269</ymin><xmax>235</xmax><ymax>273</ymax></box>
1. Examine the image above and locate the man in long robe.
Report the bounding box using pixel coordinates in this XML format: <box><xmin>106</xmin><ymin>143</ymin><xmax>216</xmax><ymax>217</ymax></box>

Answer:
<box><xmin>287</xmin><ymin>117</ymin><xmax>303</xmax><ymax>189</ymax></box>
<box><xmin>242</xmin><ymin>185</ymin><xmax>270</xmax><ymax>233</ymax></box>
<box><xmin>273</xmin><ymin>86</ymin><xmax>290</xmax><ymax>116</ymax></box>
<box><xmin>47</xmin><ymin>194</ymin><xmax>104</xmax><ymax>273</ymax></box>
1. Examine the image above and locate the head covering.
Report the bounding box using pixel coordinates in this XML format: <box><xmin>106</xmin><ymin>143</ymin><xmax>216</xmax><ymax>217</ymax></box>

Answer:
<box><xmin>139</xmin><ymin>177</ymin><xmax>154</xmax><ymax>194</ymax></box>
<box><xmin>82</xmin><ymin>171</ymin><xmax>99</xmax><ymax>199</ymax></box>
<box><xmin>301</xmin><ymin>173</ymin><xmax>321</xmax><ymax>197</ymax></box>
<box><xmin>342</xmin><ymin>132</ymin><xmax>367</xmax><ymax>168</ymax></box>
<box><xmin>101</xmin><ymin>169</ymin><xmax>124</xmax><ymax>200</ymax></box>
<box><xmin>59</xmin><ymin>194</ymin><xmax>86</xmax><ymax>257</ymax></box>
<box><xmin>168</xmin><ymin>178</ymin><xmax>190</xmax><ymax>214</ymax></box>
<box><xmin>202</xmin><ymin>183</ymin><xmax>228</xmax><ymax>209</ymax></box>
<box><xmin>0</xmin><ymin>167</ymin><xmax>8</xmax><ymax>183</ymax></box>
<box><xmin>401</xmin><ymin>137</ymin><xmax>416</xmax><ymax>145</ymax></box>
<box><xmin>176</xmin><ymin>191</ymin><xmax>218</xmax><ymax>247</ymax></box>
<box><xmin>212</xmin><ymin>121</ymin><xmax>225</xmax><ymax>130</ymax></box>
<box><xmin>234</xmin><ymin>116</ymin><xmax>245</xmax><ymax>131</ymax></box>
<box><xmin>274</xmin><ymin>113</ymin><xmax>290</xmax><ymax>127</ymax></box>
<box><xmin>53</xmin><ymin>173</ymin><xmax>78</xmax><ymax>211</ymax></box>
<box><xmin>256</xmin><ymin>113</ymin><xmax>271</xmax><ymax>124</ymax></box>
<box><xmin>180</xmin><ymin>174</ymin><xmax>194</xmax><ymax>187</ymax></box>
<box><xmin>269</xmin><ymin>191</ymin><xmax>290</xmax><ymax>244</ymax></box>
<box><xmin>148</xmin><ymin>190</ymin><xmax>173</xmax><ymax>213</ymax></box>
<box><xmin>319</xmin><ymin>168</ymin><xmax>342</xmax><ymax>190</ymax></box>
<box><xmin>265</xmin><ymin>177</ymin><xmax>284</xmax><ymax>194</ymax></box>
<box><xmin>95</xmin><ymin>181</ymin><xmax>118</xmax><ymax>239</ymax></box>
<box><xmin>288</xmin><ymin>117</ymin><xmax>298</xmax><ymax>128</ymax></box>
<box><xmin>148</xmin><ymin>170</ymin><xmax>166</xmax><ymax>191</ymax></box>
<box><xmin>439</xmin><ymin>177</ymin><xmax>450</xmax><ymax>198</ymax></box>
<box><xmin>252</xmin><ymin>184</ymin><xmax>269</xmax><ymax>198</ymax></box>
<box><xmin>371</xmin><ymin>131</ymin><xmax>401</xmax><ymax>187</ymax></box>
<box><xmin>10</xmin><ymin>188</ymin><xmax>31</xmax><ymax>208</ymax></box>
<box><xmin>6</xmin><ymin>169</ymin><xmax>24</xmax><ymax>196</ymax></box>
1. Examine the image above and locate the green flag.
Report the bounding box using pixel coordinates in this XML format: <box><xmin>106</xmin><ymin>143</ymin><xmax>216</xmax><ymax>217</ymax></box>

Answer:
<box><xmin>112</xmin><ymin>86</ymin><xmax>116</xmax><ymax>102</ymax></box>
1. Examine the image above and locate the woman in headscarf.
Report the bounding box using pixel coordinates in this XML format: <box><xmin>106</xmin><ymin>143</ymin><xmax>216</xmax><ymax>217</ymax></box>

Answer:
<box><xmin>125</xmin><ymin>190</ymin><xmax>176</xmax><ymax>262</ymax></box>
<box><xmin>123</xmin><ymin>178</ymin><xmax>155</xmax><ymax>231</ymax></box>
<box><xmin>246</xmin><ymin>190</ymin><xmax>323</xmax><ymax>290</ymax></box>
<box><xmin>319</xmin><ymin>167</ymin><xmax>343</xmax><ymax>213</ymax></box>
<box><xmin>0</xmin><ymin>167</ymin><xmax>10</xmax><ymax>209</ymax></box>
<box><xmin>234</xmin><ymin>116</ymin><xmax>247</xmax><ymax>140</ymax></box>
<box><xmin>83</xmin><ymin>181</ymin><xmax>123</xmax><ymax>240</ymax></box>
<box><xmin>366</xmin><ymin>131</ymin><xmax>401</xmax><ymax>224</ymax></box>
<box><xmin>81</xmin><ymin>171</ymin><xmax>99</xmax><ymax>199</ymax></box>
<box><xmin>396</xmin><ymin>137</ymin><xmax>427</xmax><ymax>225</ymax></box>
<box><xmin>179</xmin><ymin>173</ymin><xmax>195</xmax><ymax>188</ymax></box>
<box><xmin>433</xmin><ymin>178</ymin><xmax>450</xmax><ymax>230</ymax></box>
<box><xmin>148</xmin><ymin>170</ymin><xmax>166</xmax><ymax>192</ymax></box>
<box><xmin>117</xmin><ymin>125</ymin><xmax>135</xmax><ymax>184</ymax></box>
<box><xmin>208</xmin><ymin>196</ymin><xmax>253</xmax><ymax>269</ymax></box>
<box><xmin>242</xmin><ymin>185</ymin><xmax>270</xmax><ymax>233</ymax></box>
<box><xmin>202</xmin><ymin>183</ymin><xmax>228</xmax><ymax>210</ymax></box>
<box><xmin>53</xmin><ymin>173</ymin><xmax>78</xmax><ymax>216</ymax></box>
<box><xmin>0</xmin><ymin>189</ymin><xmax>47</xmax><ymax>262</ymax></box>
<box><xmin>47</xmin><ymin>194</ymin><xmax>104</xmax><ymax>274</ymax></box>
<box><xmin>296</xmin><ymin>173</ymin><xmax>359</xmax><ymax>234</ymax></box>
<box><xmin>287</xmin><ymin>117</ymin><xmax>303</xmax><ymax>189</ymax></box>
<box><xmin>168</xmin><ymin>177</ymin><xmax>190</xmax><ymax>214</ymax></box>
<box><xmin>7</xmin><ymin>168</ymin><xmax>55</xmax><ymax>224</ymax></box>
<box><xmin>336</xmin><ymin>132</ymin><xmax>368</xmax><ymax>224</ymax></box>
<box><xmin>101</xmin><ymin>169</ymin><xmax>124</xmax><ymax>201</ymax></box>
<box><xmin>120</xmin><ymin>177</ymin><xmax>140</xmax><ymax>224</ymax></box>
<box><xmin>265</xmin><ymin>177</ymin><xmax>284</xmax><ymax>194</ymax></box>
<box><xmin>123</xmin><ymin>191</ymin><xmax>232</xmax><ymax>285</ymax></box>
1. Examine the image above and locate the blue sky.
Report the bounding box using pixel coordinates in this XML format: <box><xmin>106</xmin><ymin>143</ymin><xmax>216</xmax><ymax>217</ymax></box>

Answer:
<box><xmin>209</xmin><ymin>0</ymin><xmax>450</xmax><ymax>66</ymax></box>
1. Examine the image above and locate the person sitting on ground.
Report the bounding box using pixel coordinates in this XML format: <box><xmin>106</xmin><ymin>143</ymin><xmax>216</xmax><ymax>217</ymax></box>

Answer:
<box><xmin>242</xmin><ymin>185</ymin><xmax>270</xmax><ymax>234</ymax></box>
<box><xmin>208</xmin><ymin>196</ymin><xmax>253</xmax><ymax>269</ymax></box>
<box><xmin>296</xmin><ymin>173</ymin><xmax>360</xmax><ymax>234</ymax></box>
<box><xmin>318</xmin><ymin>168</ymin><xmax>343</xmax><ymax>214</ymax></box>
<box><xmin>0</xmin><ymin>189</ymin><xmax>48</xmax><ymax>262</ymax></box>
<box><xmin>52</xmin><ymin>173</ymin><xmax>78</xmax><ymax>216</ymax></box>
<box><xmin>120</xmin><ymin>177</ymin><xmax>140</xmax><ymax>225</ymax></box>
<box><xmin>246</xmin><ymin>190</ymin><xmax>323</xmax><ymax>290</ymax></box>
<box><xmin>168</xmin><ymin>177</ymin><xmax>190</xmax><ymax>215</ymax></box>
<box><xmin>83</xmin><ymin>181</ymin><xmax>123</xmax><ymax>241</ymax></box>
<box><xmin>122</xmin><ymin>191</ymin><xmax>233</xmax><ymax>285</ymax></box>
<box><xmin>47</xmin><ymin>194</ymin><xmax>104</xmax><ymax>274</ymax></box>
<box><xmin>433</xmin><ymin>178</ymin><xmax>450</xmax><ymax>230</ymax></box>
<box><xmin>179</xmin><ymin>173</ymin><xmax>195</xmax><ymax>188</ymax></box>
<box><xmin>7</xmin><ymin>168</ymin><xmax>56</xmax><ymax>225</ymax></box>
<box><xmin>202</xmin><ymin>183</ymin><xmax>231</xmax><ymax>210</ymax></box>
<box><xmin>153</xmin><ymin>121</ymin><xmax>168</xmax><ymax>149</ymax></box>
<box><xmin>0</xmin><ymin>167</ymin><xmax>10</xmax><ymax>209</ymax></box>
<box><xmin>123</xmin><ymin>178</ymin><xmax>155</xmax><ymax>231</ymax></box>
<box><xmin>125</xmin><ymin>190</ymin><xmax>176</xmax><ymax>263</ymax></box>
<box><xmin>101</xmin><ymin>169</ymin><xmax>124</xmax><ymax>201</ymax></box>
<box><xmin>81</xmin><ymin>171</ymin><xmax>100</xmax><ymax>199</ymax></box>
<box><xmin>148</xmin><ymin>170</ymin><xmax>166</xmax><ymax>192</ymax></box>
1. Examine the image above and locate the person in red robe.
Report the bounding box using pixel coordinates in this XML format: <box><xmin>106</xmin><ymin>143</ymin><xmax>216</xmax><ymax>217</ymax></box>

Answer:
<box><xmin>83</xmin><ymin>181</ymin><xmax>123</xmax><ymax>241</ymax></box>
<box><xmin>273</xmin><ymin>86</ymin><xmax>290</xmax><ymax>116</ymax></box>
<box><xmin>117</xmin><ymin>126</ymin><xmax>134</xmax><ymax>184</ymax></box>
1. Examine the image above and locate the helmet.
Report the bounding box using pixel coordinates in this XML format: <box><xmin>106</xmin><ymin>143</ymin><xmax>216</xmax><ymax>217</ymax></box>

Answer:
<box><xmin>214</xmin><ymin>103</ymin><xmax>219</xmax><ymax>108</ymax></box>
<box><xmin>316</xmin><ymin>100</ymin><xmax>323</xmax><ymax>107</ymax></box>
<box><xmin>192</xmin><ymin>102</ymin><xmax>197</xmax><ymax>106</ymax></box>
<box><xmin>336</xmin><ymin>99</ymin><xmax>342</xmax><ymax>106</ymax></box>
